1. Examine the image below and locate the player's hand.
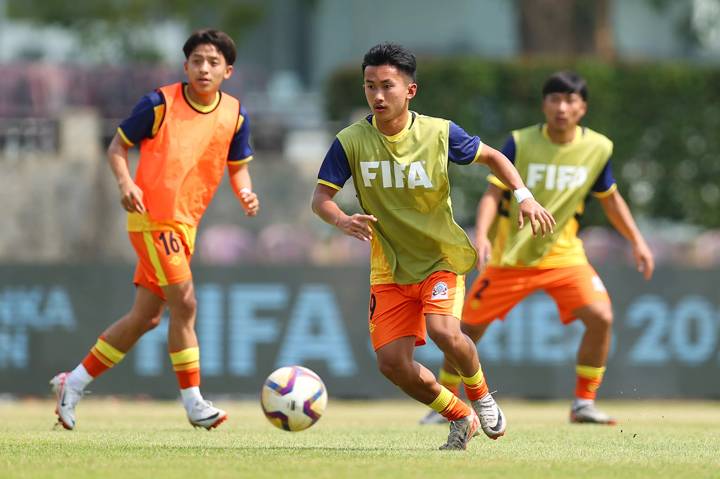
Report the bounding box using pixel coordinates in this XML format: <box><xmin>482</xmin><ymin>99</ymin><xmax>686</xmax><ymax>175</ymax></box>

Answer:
<box><xmin>239</xmin><ymin>188</ymin><xmax>259</xmax><ymax>216</ymax></box>
<box><xmin>518</xmin><ymin>199</ymin><xmax>555</xmax><ymax>236</ymax></box>
<box><xmin>476</xmin><ymin>236</ymin><xmax>492</xmax><ymax>273</ymax></box>
<box><xmin>633</xmin><ymin>240</ymin><xmax>654</xmax><ymax>280</ymax></box>
<box><xmin>119</xmin><ymin>179</ymin><xmax>145</xmax><ymax>214</ymax></box>
<box><xmin>337</xmin><ymin>213</ymin><xmax>377</xmax><ymax>242</ymax></box>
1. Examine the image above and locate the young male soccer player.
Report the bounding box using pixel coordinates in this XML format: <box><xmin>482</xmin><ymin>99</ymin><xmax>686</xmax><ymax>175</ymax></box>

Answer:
<box><xmin>50</xmin><ymin>29</ymin><xmax>259</xmax><ymax>430</ymax></box>
<box><xmin>312</xmin><ymin>43</ymin><xmax>555</xmax><ymax>450</ymax></box>
<box><xmin>422</xmin><ymin>71</ymin><xmax>654</xmax><ymax>426</ymax></box>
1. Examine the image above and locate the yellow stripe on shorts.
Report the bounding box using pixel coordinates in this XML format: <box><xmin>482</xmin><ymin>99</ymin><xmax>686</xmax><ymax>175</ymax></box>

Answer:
<box><xmin>452</xmin><ymin>274</ymin><xmax>465</xmax><ymax>319</ymax></box>
<box><xmin>143</xmin><ymin>232</ymin><xmax>168</xmax><ymax>286</ymax></box>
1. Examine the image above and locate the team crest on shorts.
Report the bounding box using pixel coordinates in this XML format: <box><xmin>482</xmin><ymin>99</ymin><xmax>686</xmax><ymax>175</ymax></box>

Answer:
<box><xmin>431</xmin><ymin>281</ymin><xmax>449</xmax><ymax>300</ymax></box>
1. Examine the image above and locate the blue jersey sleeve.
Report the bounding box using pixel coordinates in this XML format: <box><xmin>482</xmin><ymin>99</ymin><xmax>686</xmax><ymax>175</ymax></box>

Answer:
<box><xmin>228</xmin><ymin>105</ymin><xmax>253</xmax><ymax>163</ymax></box>
<box><xmin>317</xmin><ymin>138</ymin><xmax>351</xmax><ymax>190</ymax></box>
<box><xmin>117</xmin><ymin>91</ymin><xmax>164</xmax><ymax>145</ymax></box>
<box><xmin>448</xmin><ymin>122</ymin><xmax>482</xmax><ymax>165</ymax></box>
<box><xmin>591</xmin><ymin>160</ymin><xmax>617</xmax><ymax>195</ymax></box>
<box><xmin>500</xmin><ymin>135</ymin><xmax>516</xmax><ymax>163</ymax></box>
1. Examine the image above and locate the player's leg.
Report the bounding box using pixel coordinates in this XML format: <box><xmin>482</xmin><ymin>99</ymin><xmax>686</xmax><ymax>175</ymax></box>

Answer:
<box><xmin>420</xmin><ymin>320</ymin><xmax>493</xmax><ymax>425</ymax></box>
<box><xmin>571</xmin><ymin>300</ymin><xmax>614</xmax><ymax>424</ymax></box>
<box><xmin>422</xmin><ymin>271</ymin><xmax>506</xmax><ymax>439</ymax></box>
<box><xmin>369</xmin><ymin>283</ymin><xmax>478</xmax><ymax>450</ymax></box>
<box><xmin>545</xmin><ymin>265</ymin><xmax>614</xmax><ymax>424</ymax></box>
<box><xmin>375</xmin><ymin>336</ymin><xmax>479</xmax><ymax>450</ymax></box>
<box><xmin>51</xmin><ymin>285</ymin><xmax>164</xmax><ymax>429</ymax></box>
<box><xmin>163</xmin><ymin>280</ymin><xmax>227</xmax><ymax>429</ymax></box>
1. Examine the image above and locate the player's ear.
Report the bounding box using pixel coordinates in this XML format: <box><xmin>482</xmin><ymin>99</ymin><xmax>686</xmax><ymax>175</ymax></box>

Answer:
<box><xmin>223</xmin><ymin>64</ymin><xmax>234</xmax><ymax>80</ymax></box>
<box><xmin>407</xmin><ymin>81</ymin><xmax>417</xmax><ymax>100</ymax></box>
<box><xmin>578</xmin><ymin>99</ymin><xmax>588</xmax><ymax>118</ymax></box>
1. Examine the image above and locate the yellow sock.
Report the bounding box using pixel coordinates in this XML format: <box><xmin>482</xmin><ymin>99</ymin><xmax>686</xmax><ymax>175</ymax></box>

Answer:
<box><xmin>438</xmin><ymin>367</ymin><xmax>462</xmax><ymax>397</ymax></box>
<box><xmin>461</xmin><ymin>366</ymin><xmax>489</xmax><ymax>401</ymax></box>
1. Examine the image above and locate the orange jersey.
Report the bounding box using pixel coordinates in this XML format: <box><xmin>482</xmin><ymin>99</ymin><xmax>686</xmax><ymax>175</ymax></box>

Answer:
<box><xmin>135</xmin><ymin>82</ymin><xmax>241</xmax><ymax>225</ymax></box>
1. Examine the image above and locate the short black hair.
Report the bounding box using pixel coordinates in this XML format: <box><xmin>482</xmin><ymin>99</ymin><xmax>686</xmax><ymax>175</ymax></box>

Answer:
<box><xmin>362</xmin><ymin>43</ymin><xmax>417</xmax><ymax>81</ymax></box>
<box><xmin>183</xmin><ymin>29</ymin><xmax>237</xmax><ymax>66</ymax></box>
<box><xmin>542</xmin><ymin>71</ymin><xmax>588</xmax><ymax>101</ymax></box>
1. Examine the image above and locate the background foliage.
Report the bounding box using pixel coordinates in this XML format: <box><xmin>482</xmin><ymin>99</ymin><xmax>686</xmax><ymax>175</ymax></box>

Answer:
<box><xmin>327</xmin><ymin>59</ymin><xmax>720</xmax><ymax>227</ymax></box>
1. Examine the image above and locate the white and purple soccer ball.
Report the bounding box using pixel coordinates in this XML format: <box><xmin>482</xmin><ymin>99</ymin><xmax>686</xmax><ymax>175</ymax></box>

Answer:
<box><xmin>260</xmin><ymin>365</ymin><xmax>328</xmax><ymax>432</ymax></box>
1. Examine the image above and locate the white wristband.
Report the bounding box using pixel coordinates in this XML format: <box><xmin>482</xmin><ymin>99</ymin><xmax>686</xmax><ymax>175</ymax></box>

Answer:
<box><xmin>513</xmin><ymin>187</ymin><xmax>533</xmax><ymax>204</ymax></box>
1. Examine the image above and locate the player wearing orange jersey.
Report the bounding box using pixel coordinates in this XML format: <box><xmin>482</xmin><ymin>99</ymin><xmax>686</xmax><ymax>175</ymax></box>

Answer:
<box><xmin>51</xmin><ymin>29</ymin><xmax>258</xmax><ymax>430</ymax></box>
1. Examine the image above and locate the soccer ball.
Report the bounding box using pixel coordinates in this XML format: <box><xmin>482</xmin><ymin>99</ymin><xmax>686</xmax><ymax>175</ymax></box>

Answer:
<box><xmin>260</xmin><ymin>365</ymin><xmax>328</xmax><ymax>432</ymax></box>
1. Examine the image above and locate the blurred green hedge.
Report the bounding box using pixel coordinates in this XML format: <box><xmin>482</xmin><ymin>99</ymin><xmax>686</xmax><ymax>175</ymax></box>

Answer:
<box><xmin>326</xmin><ymin>59</ymin><xmax>720</xmax><ymax>227</ymax></box>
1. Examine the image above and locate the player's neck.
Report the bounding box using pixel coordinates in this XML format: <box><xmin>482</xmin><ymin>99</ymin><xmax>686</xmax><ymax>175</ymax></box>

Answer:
<box><xmin>185</xmin><ymin>84</ymin><xmax>218</xmax><ymax>107</ymax></box>
<box><xmin>375</xmin><ymin>110</ymin><xmax>410</xmax><ymax>137</ymax></box>
<box><xmin>545</xmin><ymin>124</ymin><xmax>577</xmax><ymax>144</ymax></box>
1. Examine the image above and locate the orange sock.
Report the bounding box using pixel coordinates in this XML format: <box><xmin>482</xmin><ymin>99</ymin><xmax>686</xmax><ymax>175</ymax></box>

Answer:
<box><xmin>575</xmin><ymin>365</ymin><xmax>605</xmax><ymax>400</ymax></box>
<box><xmin>429</xmin><ymin>386</ymin><xmax>472</xmax><ymax>421</ymax></box>
<box><xmin>81</xmin><ymin>336</ymin><xmax>126</xmax><ymax>377</ymax></box>
<box><xmin>170</xmin><ymin>347</ymin><xmax>200</xmax><ymax>389</ymax></box>
<box><xmin>438</xmin><ymin>367</ymin><xmax>462</xmax><ymax>397</ymax></box>
<box><xmin>462</xmin><ymin>367</ymin><xmax>489</xmax><ymax>401</ymax></box>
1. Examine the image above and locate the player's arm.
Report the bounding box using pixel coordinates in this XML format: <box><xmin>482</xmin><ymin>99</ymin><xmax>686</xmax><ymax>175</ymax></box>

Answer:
<box><xmin>312</xmin><ymin>138</ymin><xmax>376</xmax><ymax>242</ymax></box>
<box><xmin>228</xmin><ymin>162</ymin><xmax>259</xmax><ymax>216</ymax></box>
<box><xmin>107</xmin><ymin>132</ymin><xmax>145</xmax><ymax>213</ymax></box>
<box><xmin>312</xmin><ymin>184</ymin><xmax>377</xmax><ymax>242</ymax></box>
<box><xmin>474</xmin><ymin>184</ymin><xmax>502</xmax><ymax>271</ymax></box>
<box><xmin>227</xmin><ymin>106</ymin><xmax>259</xmax><ymax>216</ymax></box>
<box><xmin>598</xmin><ymin>190</ymin><xmax>654</xmax><ymax>280</ymax></box>
<box><xmin>476</xmin><ymin>144</ymin><xmax>556</xmax><ymax>235</ymax></box>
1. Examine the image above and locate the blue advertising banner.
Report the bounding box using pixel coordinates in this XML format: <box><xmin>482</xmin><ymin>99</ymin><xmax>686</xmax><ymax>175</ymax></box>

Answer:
<box><xmin>0</xmin><ymin>265</ymin><xmax>718</xmax><ymax>399</ymax></box>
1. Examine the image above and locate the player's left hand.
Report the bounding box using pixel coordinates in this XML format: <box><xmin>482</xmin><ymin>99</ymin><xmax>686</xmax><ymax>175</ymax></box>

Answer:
<box><xmin>239</xmin><ymin>188</ymin><xmax>259</xmax><ymax>216</ymax></box>
<box><xmin>518</xmin><ymin>199</ymin><xmax>556</xmax><ymax>236</ymax></box>
<box><xmin>633</xmin><ymin>240</ymin><xmax>654</xmax><ymax>280</ymax></box>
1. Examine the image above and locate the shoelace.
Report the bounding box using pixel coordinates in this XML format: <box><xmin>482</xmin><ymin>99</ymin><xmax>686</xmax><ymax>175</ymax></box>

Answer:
<box><xmin>478</xmin><ymin>396</ymin><xmax>498</xmax><ymax>424</ymax></box>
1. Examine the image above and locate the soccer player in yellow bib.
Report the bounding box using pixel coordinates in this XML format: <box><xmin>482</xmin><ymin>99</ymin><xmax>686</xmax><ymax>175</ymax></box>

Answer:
<box><xmin>312</xmin><ymin>43</ymin><xmax>555</xmax><ymax>450</ymax></box>
<box><xmin>421</xmin><ymin>71</ymin><xmax>654</xmax><ymax>426</ymax></box>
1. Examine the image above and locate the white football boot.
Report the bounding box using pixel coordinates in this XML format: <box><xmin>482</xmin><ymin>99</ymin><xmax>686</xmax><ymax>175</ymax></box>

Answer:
<box><xmin>187</xmin><ymin>399</ymin><xmax>228</xmax><ymax>430</ymax></box>
<box><xmin>471</xmin><ymin>393</ymin><xmax>506</xmax><ymax>440</ymax></box>
<box><xmin>570</xmin><ymin>402</ymin><xmax>616</xmax><ymax>425</ymax></box>
<box><xmin>50</xmin><ymin>372</ymin><xmax>84</xmax><ymax>430</ymax></box>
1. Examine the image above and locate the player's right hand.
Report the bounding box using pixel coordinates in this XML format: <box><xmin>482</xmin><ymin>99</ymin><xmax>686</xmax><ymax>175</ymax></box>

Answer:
<box><xmin>337</xmin><ymin>213</ymin><xmax>377</xmax><ymax>242</ymax></box>
<box><xmin>119</xmin><ymin>180</ymin><xmax>146</xmax><ymax>214</ymax></box>
<box><xmin>518</xmin><ymin>198</ymin><xmax>555</xmax><ymax>236</ymax></box>
<box><xmin>476</xmin><ymin>236</ymin><xmax>492</xmax><ymax>273</ymax></box>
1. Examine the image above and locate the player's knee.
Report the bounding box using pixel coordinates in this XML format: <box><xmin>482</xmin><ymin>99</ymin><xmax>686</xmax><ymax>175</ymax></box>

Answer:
<box><xmin>377</xmin><ymin>356</ymin><xmax>411</xmax><ymax>384</ymax></box>
<box><xmin>586</xmin><ymin>307</ymin><xmax>613</xmax><ymax>330</ymax></box>
<box><xmin>172</xmin><ymin>293</ymin><xmax>197</xmax><ymax>319</ymax></box>
<box><xmin>144</xmin><ymin>315</ymin><xmax>163</xmax><ymax>331</ymax></box>
<box><xmin>428</xmin><ymin>327</ymin><xmax>460</xmax><ymax>352</ymax></box>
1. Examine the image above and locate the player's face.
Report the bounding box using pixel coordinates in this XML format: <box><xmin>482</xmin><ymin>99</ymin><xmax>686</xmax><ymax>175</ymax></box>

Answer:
<box><xmin>542</xmin><ymin>92</ymin><xmax>587</xmax><ymax>132</ymax></box>
<box><xmin>184</xmin><ymin>44</ymin><xmax>233</xmax><ymax>98</ymax></box>
<box><xmin>363</xmin><ymin>64</ymin><xmax>417</xmax><ymax>122</ymax></box>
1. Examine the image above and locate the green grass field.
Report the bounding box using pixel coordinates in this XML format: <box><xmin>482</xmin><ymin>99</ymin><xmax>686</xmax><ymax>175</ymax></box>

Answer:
<box><xmin>0</xmin><ymin>399</ymin><xmax>718</xmax><ymax>479</ymax></box>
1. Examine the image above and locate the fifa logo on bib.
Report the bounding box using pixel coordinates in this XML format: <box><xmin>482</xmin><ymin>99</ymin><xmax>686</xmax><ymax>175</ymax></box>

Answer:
<box><xmin>359</xmin><ymin>160</ymin><xmax>433</xmax><ymax>189</ymax></box>
<box><xmin>527</xmin><ymin>163</ymin><xmax>588</xmax><ymax>191</ymax></box>
<box><xmin>431</xmin><ymin>281</ymin><xmax>449</xmax><ymax>300</ymax></box>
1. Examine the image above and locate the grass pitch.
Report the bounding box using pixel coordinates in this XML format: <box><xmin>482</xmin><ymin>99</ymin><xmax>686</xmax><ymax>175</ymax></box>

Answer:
<box><xmin>0</xmin><ymin>399</ymin><xmax>718</xmax><ymax>479</ymax></box>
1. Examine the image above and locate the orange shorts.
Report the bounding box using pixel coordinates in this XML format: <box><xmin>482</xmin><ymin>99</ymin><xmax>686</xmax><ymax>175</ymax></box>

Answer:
<box><xmin>463</xmin><ymin>264</ymin><xmax>610</xmax><ymax>325</ymax></box>
<box><xmin>368</xmin><ymin>270</ymin><xmax>465</xmax><ymax>351</ymax></box>
<box><xmin>128</xmin><ymin>230</ymin><xmax>193</xmax><ymax>299</ymax></box>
